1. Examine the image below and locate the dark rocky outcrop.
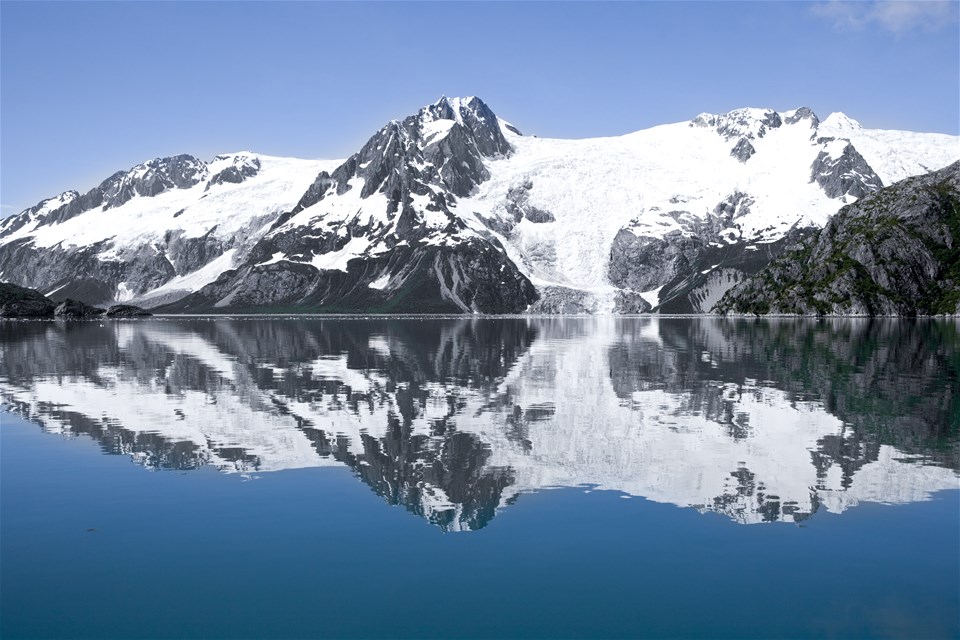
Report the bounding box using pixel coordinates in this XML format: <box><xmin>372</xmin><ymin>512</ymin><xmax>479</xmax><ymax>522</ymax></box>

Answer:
<box><xmin>810</xmin><ymin>142</ymin><xmax>883</xmax><ymax>199</ymax></box>
<box><xmin>609</xmin><ymin>189</ymin><xmax>816</xmax><ymax>312</ymax></box>
<box><xmin>205</xmin><ymin>156</ymin><xmax>261</xmax><ymax>191</ymax></box>
<box><xmin>0</xmin><ymin>282</ymin><xmax>56</xmax><ymax>317</ymax></box>
<box><xmin>161</xmin><ymin>237</ymin><xmax>537</xmax><ymax>314</ymax></box>
<box><xmin>99</xmin><ymin>155</ymin><xmax>206</xmax><ymax>210</ymax></box>
<box><xmin>715</xmin><ymin>161</ymin><xmax>960</xmax><ymax>316</ymax></box>
<box><xmin>0</xmin><ymin>283</ymin><xmax>151</xmax><ymax>318</ymax></box>
<box><xmin>730</xmin><ymin>137</ymin><xmax>756</xmax><ymax>163</ymax></box>
<box><xmin>105</xmin><ymin>304</ymin><xmax>151</xmax><ymax>317</ymax></box>
<box><xmin>503</xmin><ymin>180</ymin><xmax>555</xmax><ymax>224</ymax></box>
<box><xmin>784</xmin><ymin>107</ymin><xmax>820</xmax><ymax>127</ymax></box>
<box><xmin>53</xmin><ymin>299</ymin><xmax>105</xmax><ymax>318</ymax></box>
<box><xmin>691</xmin><ymin>108</ymin><xmax>783</xmax><ymax>140</ymax></box>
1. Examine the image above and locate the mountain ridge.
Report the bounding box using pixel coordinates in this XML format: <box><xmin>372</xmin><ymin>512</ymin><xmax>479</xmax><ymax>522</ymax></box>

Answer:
<box><xmin>2</xmin><ymin>96</ymin><xmax>957</xmax><ymax>314</ymax></box>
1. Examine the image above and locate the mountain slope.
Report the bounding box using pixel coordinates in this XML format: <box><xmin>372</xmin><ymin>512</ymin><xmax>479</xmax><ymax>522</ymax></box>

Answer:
<box><xmin>161</xmin><ymin>97</ymin><xmax>537</xmax><ymax>313</ymax></box>
<box><xmin>1</xmin><ymin>98</ymin><xmax>957</xmax><ymax>313</ymax></box>
<box><xmin>0</xmin><ymin>153</ymin><xmax>335</xmax><ymax>306</ymax></box>
<box><xmin>714</xmin><ymin>161</ymin><xmax>960</xmax><ymax>316</ymax></box>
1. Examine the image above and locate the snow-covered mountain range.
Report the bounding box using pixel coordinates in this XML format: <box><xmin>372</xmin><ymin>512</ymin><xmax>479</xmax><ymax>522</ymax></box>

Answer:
<box><xmin>3</xmin><ymin>317</ymin><xmax>957</xmax><ymax>530</ymax></box>
<box><xmin>1</xmin><ymin>97</ymin><xmax>957</xmax><ymax>313</ymax></box>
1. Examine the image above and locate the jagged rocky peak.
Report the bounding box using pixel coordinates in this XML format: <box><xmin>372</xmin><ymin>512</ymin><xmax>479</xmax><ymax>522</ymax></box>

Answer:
<box><xmin>205</xmin><ymin>152</ymin><xmax>261</xmax><ymax>190</ymax></box>
<box><xmin>419</xmin><ymin>96</ymin><xmax>513</xmax><ymax>157</ymax></box>
<box><xmin>0</xmin><ymin>153</ymin><xmax>241</xmax><ymax>238</ymax></box>
<box><xmin>100</xmin><ymin>154</ymin><xmax>207</xmax><ymax>210</ymax></box>
<box><xmin>295</xmin><ymin>95</ymin><xmax>512</xmax><ymax>213</ymax></box>
<box><xmin>691</xmin><ymin>107</ymin><xmax>783</xmax><ymax>141</ymax></box>
<box><xmin>810</xmin><ymin>139</ymin><xmax>883</xmax><ymax>199</ymax></box>
<box><xmin>694</xmin><ymin>106</ymin><xmax>824</xmax><ymax>163</ymax></box>
<box><xmin>783</xmin><ymin>107</ymin><xmax>820</xmax><ymax>127</ymax></box>
<box><xmin>0</xmin><ymin>191</ymin><xmax>80</xmax><ymax>236</ymax></box>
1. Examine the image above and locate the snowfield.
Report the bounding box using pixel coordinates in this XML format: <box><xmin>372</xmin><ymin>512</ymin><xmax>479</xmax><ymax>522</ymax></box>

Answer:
<box><xmin>456</xmin><ymin>111</ymin><xmax>958</xmax><ymax>299</ymax></box>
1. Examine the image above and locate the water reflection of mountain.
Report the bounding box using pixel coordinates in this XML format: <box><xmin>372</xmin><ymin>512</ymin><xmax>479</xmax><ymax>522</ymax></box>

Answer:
<box><xmin>1</xmin><ymin>318</ymin><xmax>957</xmax><ymax>530</ymax></box>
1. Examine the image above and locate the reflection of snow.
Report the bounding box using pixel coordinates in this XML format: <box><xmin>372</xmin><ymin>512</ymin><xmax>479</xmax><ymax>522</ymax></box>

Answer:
<box><xmin>2</xmin><ymin>318</ymin><xmax>957</xmax><ymax>528</ymax></box>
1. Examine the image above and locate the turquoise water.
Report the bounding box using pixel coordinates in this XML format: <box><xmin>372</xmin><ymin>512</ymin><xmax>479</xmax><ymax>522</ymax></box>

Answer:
<box><xmin>2</xmin><ymin>317</ymin><xmax>958</xmax><ymax>639</ymax></box>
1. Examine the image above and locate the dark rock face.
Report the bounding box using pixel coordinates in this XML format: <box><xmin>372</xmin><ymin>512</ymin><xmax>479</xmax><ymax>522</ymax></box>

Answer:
<box><xmin>0</xmin><ymin>239</ymin><xmax>174</xmax><ymax>307</ymax></box>
<box><xmin>53</xmin><ymin>299</ymin><xmax>105</xmax><ymax>318</ymax></box>
<box><xmin>99</xmin><ymin>155</ymin><xmax>206</xmax><ymax>210</ymax></box>
<box><xmin>810</xmin><ymin>143</ymin><xmax>883</xmax><ymax>199</ymax></box>
<box><xmin>0</xmin><ymin>282</ymin><xmax>55</xmax><ymax>317</ymax></box>
<box><xmin>609</xmin><ymin>188</ymin><xmax>818</xmax><ymax>313</ymax></box>
<box><xmin>691</xmin><ymin>108</ymin><xmax>783</xmax><ymax>140</ymax></box>
<box><xmin>610</xmin><ymin>229</ymin><xmax>700</xmax><ymax>293</ymax></box>
<box><xmin>730</xmin><ymin>137</ymin><xmax>756</xmax><ymax>163</ymax></box>
<box><xmin>291</xmin><ymin>96</ymin><xmax>511</xmax><ymax>219</ymax></box>
<box><xmin>105</xmin><ymin>304</ymin><xmax>151</xmax><ymax>317</ymax></box>
<box><xmin>163</xmin><ymin>237</ymin><xmax>537</xmax><ymax>314</ymax></box>
<box><xmin>205</xmin><ymin>156</ymin><xmax>261</xmax><ymax>190</ymax></box>
<box><xmin>611</xmin><ymin>192</ymin><xmax>754</xmax><ymax>295</ymax></box>
<box><xmin>716</xmin><ymin>161</ymin><xmax>960</xmax><ymax>316</ymax></box>
<box><xmin>784</xmin><ymin>107</ymin><xmax>820</xmax><ymax>127</ymax></box>
<box><xmin>504</xmin><ymin>181</ymin><xmax>555</xmax><ymax>224</ymax></box>
<box><xmin>474</xmin><ymin>180</ymin><xmax>555</xmax><ymax>239</ymax></box>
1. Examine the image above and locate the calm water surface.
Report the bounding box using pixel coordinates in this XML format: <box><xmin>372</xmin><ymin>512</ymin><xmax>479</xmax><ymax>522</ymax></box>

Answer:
<box><xmin>1</xmin><ymin>317</ymin><xmax>958</xmax><ymax>639</ymax></box>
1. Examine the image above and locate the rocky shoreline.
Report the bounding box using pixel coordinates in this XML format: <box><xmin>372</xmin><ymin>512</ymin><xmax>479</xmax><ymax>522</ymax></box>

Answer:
<box><xmin>0</xmin><ymin>283</ymin><xmax>150</xmax><ymax>318</ymax></box>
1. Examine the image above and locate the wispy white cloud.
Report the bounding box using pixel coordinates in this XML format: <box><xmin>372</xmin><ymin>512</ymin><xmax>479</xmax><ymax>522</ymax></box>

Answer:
<box><xmin>813</xmin><ymin>0</ymin><xmax>959</xmax><ymax>35</ymax></box>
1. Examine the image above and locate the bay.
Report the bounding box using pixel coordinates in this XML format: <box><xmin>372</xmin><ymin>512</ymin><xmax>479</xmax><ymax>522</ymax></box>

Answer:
<box><xmin>1</xmin><ymin>317</ymin><xmax>958</xmax><ymax>639</ymax></box>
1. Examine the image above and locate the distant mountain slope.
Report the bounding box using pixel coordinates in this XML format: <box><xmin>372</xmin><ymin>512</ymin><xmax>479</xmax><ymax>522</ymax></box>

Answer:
<box><xmin>714</xmin><ymin>161</ymin><xmax>960</xmax><ymax>316</ymax></box>
<box><xmin>1</xmin><ymin>97</ymin><xmax>957</xmax><ymax>313</ymax></box>
<box><xmin>0</xmin><ymin>154</ymin><xmax>335</xmax><ymax>306</ymax></box>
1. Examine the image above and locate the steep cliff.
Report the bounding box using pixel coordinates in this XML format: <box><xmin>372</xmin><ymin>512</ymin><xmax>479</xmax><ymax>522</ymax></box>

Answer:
<box><xmin>715</xmin><ymin>161</ymin><xmax>960</xmax><ymax>316</ymax></box>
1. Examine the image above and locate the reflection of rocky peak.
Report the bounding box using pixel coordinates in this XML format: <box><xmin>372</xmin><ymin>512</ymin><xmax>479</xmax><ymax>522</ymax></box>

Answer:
<box><xmin>306</xmin><ymin>427</ymin><xmax>515</xmax><ymax>532</ymax></box>
<box><xmin>2</xmin><ymin>317</ymin><xmax>957</xmax><ymax>531</ymax></box>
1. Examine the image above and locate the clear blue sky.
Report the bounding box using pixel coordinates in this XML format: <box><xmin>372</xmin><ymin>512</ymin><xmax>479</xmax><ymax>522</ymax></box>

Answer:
<box><xmin>2</xmin><ymin>1</ymin><xmax>958</xmax><ymax>215</ymax></box>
